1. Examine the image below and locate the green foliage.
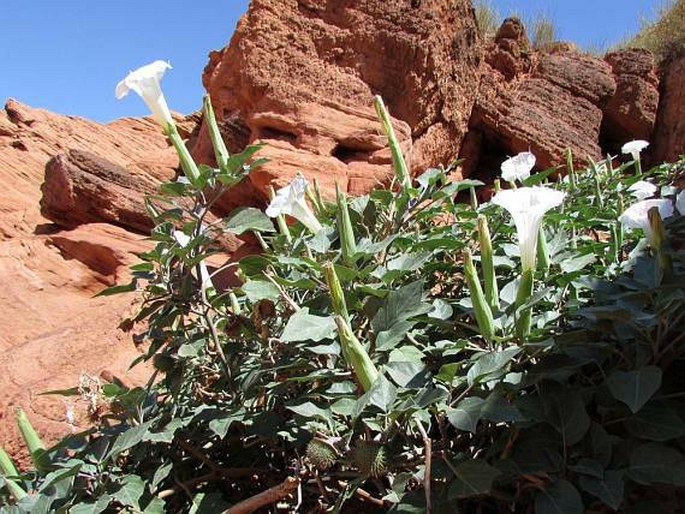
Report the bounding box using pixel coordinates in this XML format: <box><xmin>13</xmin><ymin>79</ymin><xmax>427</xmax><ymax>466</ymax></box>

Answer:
<box><xmin>3</xmin><ymin>97</ymin><xmax>685</xmax><ymax>513</ymax></box>
<box><xmin>623</xmin><ymin>0</ymin><xmax>685</xmax><ymax>61</ymax></box>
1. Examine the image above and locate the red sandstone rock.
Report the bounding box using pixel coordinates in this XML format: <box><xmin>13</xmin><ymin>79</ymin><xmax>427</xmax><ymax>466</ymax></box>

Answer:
<box><xmin>603</xmin><ymin>49</ymin><xmax>660</xmax><ymax>147</ymax></box>
<box><xmin>194</xmin><ymin>0</ymin><xmax>482</xmax><ymax>199</ymax></box>
<box><xmin>653</xmin><ymin>54</ymin><xmax>685</xmax><ymax>164</ymax></box>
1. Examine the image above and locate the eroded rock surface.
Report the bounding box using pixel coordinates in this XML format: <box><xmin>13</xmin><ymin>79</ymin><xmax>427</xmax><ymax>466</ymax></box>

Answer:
<box><xmin>653</xmin><ymin>54</ymin><xmax>685</xmax><ymax>164</ymax></box>
<box><xmin>194</xmin><ymin>0</ymin><xmax>482</xmax><ymax>197</ymax></box>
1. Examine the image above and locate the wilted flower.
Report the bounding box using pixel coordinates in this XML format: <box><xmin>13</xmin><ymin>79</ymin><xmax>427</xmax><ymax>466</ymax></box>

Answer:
<box><xmin>627</xmin><ymin>180</ymin><xmax>657</xmax><ymax>200</ymax></box>
<box><xmin>266</xmin><ymin>174</ymin><xmax>323</xmax><ymax>234</ymax></box>
<box><xmin>621</xmin><ymin>140</ymin><xmax>650</xmax><ymax>160</ymax></box>
<box><xmin>619</xmin><ymin>199</ymin><xmax>674</xmax><ymax>240</ymax></box>
<box><xmin>491</xmin><ymin>186</ymin><xmax>566</xmax><ymax>271</ymax></box>
<box><xmin>501</xmin><ymin>151</ymin><xmax>536</xmax><ymax>182</ymax></box>
<box><xmin>116</xmin><ymin>60</ymin><xmax>174</xmax><ymax>128</ymax></box>
<box><xmin>676</xmin><ymin>190</ymin><xmax>685</xmax><ymax>215</ymax></box>
<box><xmin>173</xmin><ymin>230</ymin><xmax>212</xmax><ymax>290</ymax></box>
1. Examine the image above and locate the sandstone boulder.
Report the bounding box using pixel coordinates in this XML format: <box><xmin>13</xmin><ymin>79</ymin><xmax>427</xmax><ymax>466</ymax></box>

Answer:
<box><xmin>194</xmin><ymin>0</ymin><xmax>482</xmax><ymax>198</ymax></box>
<box><xmin>603</xmin><ymin>49</ymin><xmax>660</xmax><ymax>149</ymax></box>
<box><xmin>653</xmin><ymin>54</ymin><xmax>685</xmax><ymax>164</ymax></box>
<box><xmin>460</xmin><ymin>19</ymin><xmax>617</xmax><ymax>178</ymax></box>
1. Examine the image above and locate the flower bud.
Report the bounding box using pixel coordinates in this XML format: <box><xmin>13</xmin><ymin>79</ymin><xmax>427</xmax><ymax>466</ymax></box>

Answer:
<box><xmin>477</xmin><ymin>215</ymin><xmax>498</xmax><ymax>311</ymax></box>
<box><xmin>323</xmin><ymin>262</ymin><xmax>349</xmax><ymax>323</ymax></box>
<box><xmin>336</xmin><ymin>183</ymin><xmax>357</xmax><ymax>266</ymax></box>
<box><xmin>373</xmin><ymin>96</ymin><xmax>410</xmax><ymax>191</ymax></box>
<box><xmin>463</xmin><ymin>249</ymin><xmax>495</xmax><ymax>341</ymax></box>
<box><xmin>203</xmin><ymin>94</ymin><xmax>229</xmax><ymax>170</ymax></box>
<box><xmin>335</xmin><ymin>316</ymin><xmax>379</xmax><ymax>392</ymax></box>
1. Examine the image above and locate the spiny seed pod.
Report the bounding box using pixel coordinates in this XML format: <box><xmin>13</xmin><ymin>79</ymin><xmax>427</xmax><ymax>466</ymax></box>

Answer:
<box><xmin>353</xmin><ymin>440</ymin><xmax>388</xmax><ymax>478</ymax></box>
<box><xmin>306</xmin><ymin>438</ymin><xmax>338</xmax><ymax>471</ymax></box>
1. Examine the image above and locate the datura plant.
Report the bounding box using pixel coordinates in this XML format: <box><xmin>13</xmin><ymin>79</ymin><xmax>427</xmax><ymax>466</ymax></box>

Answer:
<box><xmin>2</xmin><ymin>63</ymin><xmax>685</xmax><ymax>514</ymax></box>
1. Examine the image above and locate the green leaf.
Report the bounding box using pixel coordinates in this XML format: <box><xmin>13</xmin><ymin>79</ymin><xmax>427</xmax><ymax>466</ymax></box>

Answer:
<box><xmin>624</xmin><ymin>404</ymin><xmax>685</xmax><ymax>441</ymax></box>
<box><xmin>542</xmin><ymin>388</ymin><xmax>590</xmax><ymax>446</ymax></box>
<box><xmin>447</xmin><ymin>460</ymin><xmax>501</xmax><ymax>498</ymax></box>
<box><xmin>466</xmin><ymin>348</ymin><xmax>521</xmax><ymax>386</ymax></box>
<box><xmin>223</xmin><ymin>207</ymin><xmax>276</xmax><ymax>235</ymax></box>
<box><xmin>242</xmin><ymin>280</ymin><xmax>280</xmax><ymax>303</ymax></box>
<box><xmin>281</xmin><ymin>309</ymin><xmax>336</xmax><ymax>342</ymax></box>
<box><xmin>627</xmin><ymin>443</ymin><xmax>685</xmax><ymax>485</ymax></box>
<box><xmin>558</xmin><ymin>253</ymin><xmax>596</xmax><ymax>273</ymax></box>
<box><xmin>68</xmin><ymin>495</ymin><xmax>112</xmax><ymax>514</ymax></box>
<box><xmin>106</xmin><ymin>421</ymin><xmax>154</xmax><ymax>460</ymax></box>
<box><xmin>371</xmin><ymin>281</ymin><xmax>431</xmax><ymax>332</ymax></box>
<box><xmin>113</xmin><ymin>475</ymin><xmax>145</xmax><ymax>510</ymax></box>
<box><xmin>375</xmin><ymin>320</ymin><xmax>415</xmax><ymax>351</ymax></box>
<box><xmin>446</xmin><ymin>398</ymin><xmax>485</xmax><ymax>433</ymax></box>
<box><xmin>535</xmin><ymin>479</ymin><xmax>583</xmax><ymax>514</ymax></box>
<box><xmin>607</xmin><ymin>366</ymin><xmax>662</xmax><ymax>413</ymax></box>
<box><xmin>355</xmin><ymin>375</ymin><xmax>397</xmax><ymax>415</ymax></box>
<box><xmin>579</xmin><ymin>471</ymin><xmax>624</xmax><ymax>510</ymax></box>
<box><xmin>286</xmin><ymin>402</ymin><xmax>332</xmax><ymax>423</ymax></box>
<box><xmin>94</xmin><ymin>280</ymin><xmax>136</xmax><ymax>297</ymax></box>
<box><xmin>188</xmin><ymin>492</ymin><xmax>231</xmax><ymax>514</ymax></box>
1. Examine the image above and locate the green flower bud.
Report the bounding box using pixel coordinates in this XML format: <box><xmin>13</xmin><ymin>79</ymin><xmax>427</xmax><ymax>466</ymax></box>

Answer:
<box><xmin>463</xmin><ymin>249</ymin><xmax>495</xmax><ymax>341</ymax></box>
<box><xmin>373</xmin><ymin>95</ymin><xmax>410</xmax><ymax>191</ymax></box>
<box><xmin>335</xmin><ymin>316</ymin><xmax>379</xmax><ymax>392</ymax></box>
<box><xmin>15</xmin><ymin>407</ymin><xmax>49</xmax><ymax>473</ymax></box>
<box><xmin>336</xmin><ymin>183</ymin><xmax>357</xmax><ymax>266</ymax></box>
<box><xmin>536</xmin><ymin>226</ymin><xmax>550</xmax><ymax>272</ymax></box>
<box><xmin>167</xmin><ymin>124</ymin><xmax>201</xmax><ymax>186</ymax></box>
<box><xmin>323</xmin><ymin>262</ymin><xmax>349</xmax><ymax>323</ymax></box>
<box><xmin>477</xmin><ymin>215</ymin><xmax>498</xmax><ymax>311</ymax></box>
<box><xmin>203</xmin><ymin>94</ymin><xmax>230</xmax><ymax>170</ymax></box>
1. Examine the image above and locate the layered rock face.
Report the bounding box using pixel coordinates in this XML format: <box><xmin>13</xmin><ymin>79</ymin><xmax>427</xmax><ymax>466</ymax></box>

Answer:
<box><xmin>653</xmin><ymin>54</ymin><xmax>685</xmax><ymax>164</ymax></box>
<box><xmin>460</xmin><ymin>19</ymin><xmax>661</xmax><ymax>178</ymax></box>
<box><xmin>194</xmin><ymin>0</ymin><xmax>482</xmax><ymax>197</ymax></box>
<box><xmin>0</xmin><ymin>101</ymin><xmax>191</xmax><ymax>464</ymax></box>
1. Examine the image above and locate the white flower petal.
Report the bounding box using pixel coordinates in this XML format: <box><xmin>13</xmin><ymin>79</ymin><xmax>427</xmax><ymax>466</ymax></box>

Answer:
<box><xmin>619</xmin><ymin>199</ymin><xmax>674</xmax><ymax>237</ymax></box>
<box><xmin>491</xmin><ymin>186</ymin><xmax>565</xmax><ymax>271</ymax></box>
<box><xmin>621</xmin><ymin>140</ymin><xmax>649</xmax><ymax>158</ymax></box>
<box><xmin>677</xmin><ymin>190</ymin><xmax>685</xmax><ymax>215</ymax></box>
<box><xmin>266</xmin><ymin>175</ymin><xmax>322</xmax><ymax>233</ymax></box>
<box><xmin>115</xmin><ymin>60</ymin><xmax>173</xmax><ymax>127</ymax></box>
<box><xmin>627</xmin><ymin>180</ymin><xmax>657</xmax><ymax>200</ymax></box>
<box><xmin>501</xmin><ymin>151</ymin><xmax>536</xmax><ymax>182</ymax></box>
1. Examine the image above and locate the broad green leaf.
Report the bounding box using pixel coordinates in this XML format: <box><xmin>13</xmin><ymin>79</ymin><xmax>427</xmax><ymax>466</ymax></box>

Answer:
<box><xmin>447</xmin><ymin>460</ymin><xmax>501</xmax><ymax>498</ymax></box>
<box><xmin>467</xmin><ymin>348</ymin><xmax>521</xmax><ymax>386</ymax></box>
<box><xmin>607</xmin><ymin>366</ymin><xmax>662</xmax><ymax>413</ymax></box>
<box><xmin>446</xmin><ymin>398</ymin><xmax>485</xmax><ymax>433</ymax></box>
<box><xmin>375</xmin><ymin>320</ymin><xmax>415</xmax><ymax>351</ymax></box>
<box><xmin>281</xmin><ymin>309</ymin><xmax>336</xmax><ymax>342</ymax></box>
<box><xmin>242</xmin><ymin>280</ymin><xmax>280</xmax><ymax>303</ymax></box>
<box><xmin>113</xmin><ymin>475</ymin><xmax>145</xmax><ymax>510</ymax></box>
<box><xmin>106</xmin><ymin>421</ymin><xmax>154</xmax><ymax>460</ymax></box>
<box><xmin>542</xmin><ymin>388</ymin><xmax>590</xmax><ymax>446</ymax></box>
<box><xmin>286</xmin><ymin>402</ymin><xmax>332</xmax><ymax>423</ymax></box>
<box><xmin>624</xmin><ymin>404</ymin><xmax>685</xmax><ymax>441</ymax></box>
<box><xmin>535</xmin><ymin>479</ymin><xmax>583</xmax><ymax>514</ymax></box>
<box><xmin>68</xmin><ymin>495</ymin><xmax>112</xmax><ymax>514</ymax></box>
<box><xmin>223</xmin><ymin>207</ymin><xmax>275</xmax><ymax>235</ymax></box>
<box><xmin>371</xmin><ymin>281</ymin><xmax>431</xmax><ymax>332</ymax></box>
<box><xmin>188</xmin><ymin>491</ymin><xmax>231</xmax><ymax>514</ymax></box>
<box><xmin>627</xmin><ymin>443</ymin><xmax>685</xmax><ymax>485</ymax></box>
<box><xmin>579</xmin><ymin>471</ymin><xmax>624</xmax><ymax>510</ymax></box>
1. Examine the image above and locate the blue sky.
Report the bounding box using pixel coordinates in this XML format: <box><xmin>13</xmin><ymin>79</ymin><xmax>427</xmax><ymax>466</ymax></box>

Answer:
<box><xmin>0</xmin><ymin>0</ymin><xmax>664</xmax><ymax>123</ymax></box>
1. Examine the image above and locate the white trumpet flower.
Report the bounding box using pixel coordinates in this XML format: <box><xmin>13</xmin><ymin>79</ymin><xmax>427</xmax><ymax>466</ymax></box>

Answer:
<box><xmin>627</xmin><ymin>180</ymin><xmax>657</xmax><ymax>200</ymax></box>
<box><xmin>266</xmin><ymin>175</ymin><xmax>323</xmax><ymax>234</ymax></box>
<box><xmin>491</xmin><ymin>186</ymin><xmax>566</xmax><ymax>271</ymax></box>
<box><xmin>619</xmin><ymin>199</ymin><xmax>674</xmax><ymax>239</ymax></box>
<box><xmin>116</xmin><ymin>60</ymin><xmax>174</xmax><ymax>128</ymax></box>
<box><xmin>501</xmin><ymin>151</ymin><xmax>536</xmax><ymax>182</ymax></box>
<box><xmin>621</xmin><ymin>140</ymin><xmax>650</xmax><ymax>161</ymax></box>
